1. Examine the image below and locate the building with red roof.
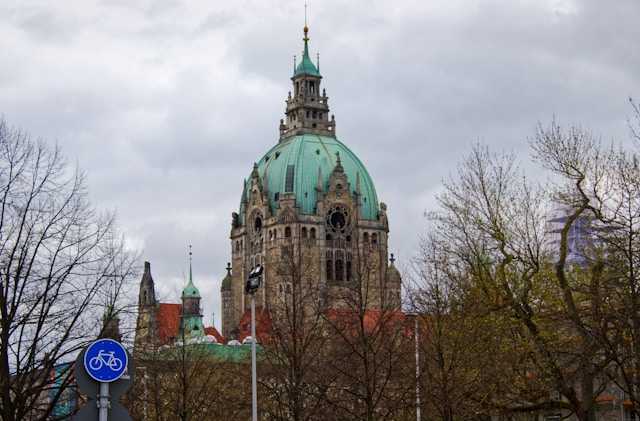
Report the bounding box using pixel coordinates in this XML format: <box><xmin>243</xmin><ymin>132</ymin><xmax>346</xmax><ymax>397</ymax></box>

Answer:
<box><xmin>134</xmin><ymin>261</ymin><xmax>224</xmax><ymax>355</ymax></box>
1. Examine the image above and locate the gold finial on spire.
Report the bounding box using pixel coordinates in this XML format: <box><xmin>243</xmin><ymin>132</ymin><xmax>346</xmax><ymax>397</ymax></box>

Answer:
<box><xmin>304</xmin><ymin>0</ymin><xmax>309</xmax><ymax>40</ymax></box>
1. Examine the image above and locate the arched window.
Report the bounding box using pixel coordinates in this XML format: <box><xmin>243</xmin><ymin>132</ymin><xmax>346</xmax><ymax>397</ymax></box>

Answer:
<box><xmin>346</xmin><ymin>260</ymin><xmax>352</xmax><ymax>282</ymax></box>
<box><xmin>310</xmin><ymin>228</ymin><xmax>316</xmax><ymax>239</ymax></box>
<box><xmin>363</xmin><ymin>232</ymin><xmax>369</xmax><ymax>245</ymax></box>
<box><xmin>372</xmin><ymin>234</ymin><xmax>378</xmax><ymax>245</ymax></box>
<box><xmin>301</xmin><ymin>227</ymin><xmax>308</xmax><ymax>238</ymax></box>
<box><xmin>285</xmin><ymin>226</ymin><xmax>292</xmax><ymax>238</ymax></box>
<box><xmin>335</xmin><ymin>259</ymin><xmax>344</xmax><ymax>281</ymax></box>
<box><xmin>326</xmin><ymin>258</ymin><xmax>333</xmax><ymax>281</ymax></box>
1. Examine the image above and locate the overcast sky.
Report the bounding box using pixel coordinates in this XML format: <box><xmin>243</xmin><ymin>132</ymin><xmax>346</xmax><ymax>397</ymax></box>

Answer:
<box><xmin>1</xmin><ymin>0</ymin><xmax>638</xmax><ymax>331</ymax></box>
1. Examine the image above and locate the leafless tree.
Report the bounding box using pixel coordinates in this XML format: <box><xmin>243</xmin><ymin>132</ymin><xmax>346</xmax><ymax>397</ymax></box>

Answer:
<box><xmin>0</xmin><ymin>119</ymin><xmax>137</xmax><ymax>421</ymax></box>
<box><xmin>320</xmin><ymin>236</ymin><xmax>414</xmax><ymax>421</ymax></box>
<box><xmin>260</xmin><ymin>231</ymin><xmax>330</xmax><ymax>421</ymax></box>
<box><xmin>428</xmin><ymin>130</ymin><xmax>615</xmax><ymax>421</ymax></box>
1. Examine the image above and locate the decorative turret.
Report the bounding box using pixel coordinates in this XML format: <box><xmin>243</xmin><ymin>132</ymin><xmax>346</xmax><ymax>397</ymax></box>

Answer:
<box><xmin>385</xmin><ymin>254</ymin><xmax>402</xmax><ymax>309</ymax></box>
<box><xmin>280</xmin><ymin>25</ymin><xmax>335</xmax><ymax>140</ymax></box>
<box><xmin>220</xmin><ymin>262</ymin><xmax>235</xmax><ymax>339</ymax></box>
<box><xmin>221</xmin><ymin>262</ymin><xmax>232</xmax><ymax>291</ymax></box>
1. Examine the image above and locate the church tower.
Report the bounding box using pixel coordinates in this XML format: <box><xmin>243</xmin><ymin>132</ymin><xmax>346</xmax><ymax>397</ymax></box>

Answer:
<box><xmin>134</xmin><ymin>261</ymin><xmax>158</xmax><ymax>354</ymax></box>
<box><xmin>180</xmin><ymin>247</ymin><xmax>205</xmax><ymax>339</ymax></box>
<box><xmin>221</xmin><ymin>25</ymin><xmax>401</xmax><ymax>339</ymax></box>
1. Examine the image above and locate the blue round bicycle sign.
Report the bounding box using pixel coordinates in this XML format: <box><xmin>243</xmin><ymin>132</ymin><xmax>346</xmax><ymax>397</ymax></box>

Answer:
<box><xmin>83</xmin><ymin>339</ymin><xmax>128</xmax><ymax>383</ymax></box>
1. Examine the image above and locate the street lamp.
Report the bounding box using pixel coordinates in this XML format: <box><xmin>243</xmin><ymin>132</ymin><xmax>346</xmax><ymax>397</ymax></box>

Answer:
<box><xmin>246</xmin><ymin>264</ymin><xmax>263</xmax><ymax>421</ymax></box>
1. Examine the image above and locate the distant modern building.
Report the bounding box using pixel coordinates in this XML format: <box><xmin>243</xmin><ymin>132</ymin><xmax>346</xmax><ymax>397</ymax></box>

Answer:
<box><xmin>546</xmin><ymin>205</ymin><xmax>598</xmax><ymax>265</ymax></box>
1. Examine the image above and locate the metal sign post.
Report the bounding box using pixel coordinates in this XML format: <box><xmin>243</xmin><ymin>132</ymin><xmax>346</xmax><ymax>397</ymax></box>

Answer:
<box><xmin>74</xmin><ymin>338</ymin><xmax>132</xmax><ymax>421</ymax></box>
<box><xmin>246</xmin><ymin>265</ymin><xmax>263</xmax><ymax>421</ymax></box>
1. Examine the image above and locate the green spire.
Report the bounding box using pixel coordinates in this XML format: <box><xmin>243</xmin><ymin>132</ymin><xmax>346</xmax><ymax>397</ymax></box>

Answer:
<box><xmin>182</xmin><ymin>245</ymin><xmax>201</xmax><ymax>298</ymax></box>
<box><xmin>294</xmin><ymin>26</ymin><xmax>321</xmax><ymax>77</ymax></box>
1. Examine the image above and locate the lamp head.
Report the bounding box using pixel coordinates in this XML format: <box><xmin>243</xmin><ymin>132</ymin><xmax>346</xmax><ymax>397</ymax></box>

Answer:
<box><xmin>246</xmin><ymin>264</ymin><xmax>263</xmax><ymax>294</ymax></box>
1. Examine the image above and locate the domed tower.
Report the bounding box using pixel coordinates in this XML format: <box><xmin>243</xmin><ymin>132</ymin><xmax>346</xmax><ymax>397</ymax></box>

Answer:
<box><xmin>221</xmin><ymin>25</ymin><xmax>401</xmax><ymax>339</ymax></box>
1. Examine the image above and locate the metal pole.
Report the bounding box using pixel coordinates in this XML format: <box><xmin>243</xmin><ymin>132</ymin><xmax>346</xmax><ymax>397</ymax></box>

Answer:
<box><xmin>98</xmin><ymin>382</ymin><xmax>109</xmax><ymax>421</ymax></box>
<box><xmin>415</xmin><ymin>315</ymin><xmax>421</xmax><ymax>421</ymax></box>
<box><xmin>251</xmin><ymin>293</ymin><xmax>258</xmax><ymax>421</ymax></box>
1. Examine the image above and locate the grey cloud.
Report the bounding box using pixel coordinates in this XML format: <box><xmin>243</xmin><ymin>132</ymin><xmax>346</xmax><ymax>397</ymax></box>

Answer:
<box><xmin>0</xmin><ymin>0</ymin><xmax>638</xmax><ymax>332</ymax></box>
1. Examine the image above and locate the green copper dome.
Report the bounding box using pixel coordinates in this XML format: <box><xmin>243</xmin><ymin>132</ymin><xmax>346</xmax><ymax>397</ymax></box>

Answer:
<box><xmin>182</xmin><ymin>262</ymin><xmax>201</xmax><ymax>298</ymax></box>
<box><xmin>241</xmin><ymin>134</ymin><xmax>380</xmax><ymax>220</ymax></box>
<box><xmin>182</xmin><ymin>282</ymin><xmax>200</xmax><ymax>298</ymax></box>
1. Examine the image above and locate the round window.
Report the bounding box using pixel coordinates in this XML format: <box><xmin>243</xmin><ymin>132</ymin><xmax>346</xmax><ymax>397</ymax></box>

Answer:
<box><xmin>326</xmin><ymin>205</ymin><xmax>350</xmax><ymax>236</ymax></box>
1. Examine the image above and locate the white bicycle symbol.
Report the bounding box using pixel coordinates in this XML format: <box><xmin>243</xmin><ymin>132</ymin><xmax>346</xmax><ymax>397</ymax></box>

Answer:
<box><xmin>88</xmin><ymin>350</ymin><xmax>124</xmax><ymax>372</ymax></box>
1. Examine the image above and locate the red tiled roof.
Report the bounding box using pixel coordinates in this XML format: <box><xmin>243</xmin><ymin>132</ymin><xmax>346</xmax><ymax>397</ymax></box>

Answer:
<box><xmin>204</xmin><ymin>326</ymin><xmax>225</xmax><ymax>343</ymax></box>
<box><xmin>157</xmin><ymin>303</ymin><xmax>181</xmax><ymax>344</ymax></box>
<box><xmin>238</xmin><ymin>308</ymin><xmax>273</xmax><ymax>342</ymax></box>
<box><xmin>596</xmin><ymin>393</ymin><xmax>616</xmax><ymax>403</ymax></box>
<box><xmin>324</xmin><ymin>308</ymin><xmax>408</xmax><ymax>335</ymax></box>
<box><xmin>235</xmin><ymin>307</ymin><xmax>408</xmax><ymax>343</ymax></box>
<box><xmin>157</xmin><ymin>302</ymin><xmax>226</xmax><ymax>345</ymax></box>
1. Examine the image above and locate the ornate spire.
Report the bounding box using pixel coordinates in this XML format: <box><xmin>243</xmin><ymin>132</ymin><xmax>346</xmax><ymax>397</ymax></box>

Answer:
<box><xmin>262</xmin><ymin>166</ymin><xmax>269</xmax><ymax>192</ymax></box>
<box><xmin>241</xmin><ymin>179</ymin><xmax>248</xmax><ymax>204</ymax></box>
<box><xmin>280</xmin><ymin>23</ymin><xmax>335</xmax><ymax>140</ymax></box>
<box><xmin>182</xmin><ymin>245</ymin><xmax>200</xmax><ymax>299</ymax></box>
<box><xmin>334</xmin><ymin>151</ymin><xmax>344</xmax><ymax>173</ymax></box>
